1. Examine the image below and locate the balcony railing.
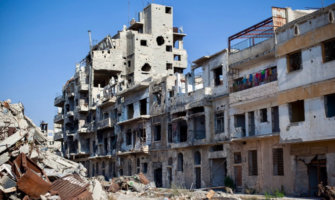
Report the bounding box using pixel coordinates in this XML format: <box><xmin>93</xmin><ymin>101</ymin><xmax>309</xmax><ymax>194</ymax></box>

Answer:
<box><xmin>54</xmin><ymin>114</ymin><xmax>64</xmax><ymax>124</ymax></box>
<box><xmin>230</xmin><ymin>67</ymin><xmax>277</xmax><ymax>93</ymax></box>
<box><xmin>76</xmin><ymin>103</ymin><xmax>88</xmax><ymax>112</ymax></box>
<box><xmin>54</xmin><ymin>95</ymin><xmax>65</xmax><ymax>107</ymax></box>
<box><xmin>97</xmin><ymin>118</ymin><xmax>114</xmax><ymax>130</ymax></box>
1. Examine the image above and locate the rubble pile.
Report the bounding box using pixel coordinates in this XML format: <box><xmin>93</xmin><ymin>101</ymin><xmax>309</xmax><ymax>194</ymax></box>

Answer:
<box><xmin>0</xmin><ymin>100</ymin><xmax>92</xmax><ymax>200</ymax></box>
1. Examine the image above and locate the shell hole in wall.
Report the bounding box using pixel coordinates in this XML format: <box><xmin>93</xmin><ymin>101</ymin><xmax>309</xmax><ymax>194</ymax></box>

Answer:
<box><xmin>156</xmin><ymin>36</ymin><xmax>165</xmax><ymax>46</ymax></box>
<box><xmin>141</xmin><ymin>63</ymin><xmax>151</xmax><ymax>72</ymax></box>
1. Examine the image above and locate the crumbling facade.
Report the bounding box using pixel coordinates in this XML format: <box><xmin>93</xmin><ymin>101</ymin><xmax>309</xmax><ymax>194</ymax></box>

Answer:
<box><xmin>54</xmin><ymin>3</ymin><xmax>335</xmax><ymax>196</ymax></box>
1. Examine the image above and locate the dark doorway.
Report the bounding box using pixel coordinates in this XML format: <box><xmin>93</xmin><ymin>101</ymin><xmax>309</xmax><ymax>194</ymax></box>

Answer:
<box><xmin>167</xmin><ymin>167</ymin><xmax>172</xmax><ymax>187</ymax></box>
<box><xmin>211</xmin><ymin>159</ymin><xmax>226</xmax><ymax>186</ymax></box>
<box><xmin>234</xmin><ymin>166</ymin><xmax>242</xmax><ymax>188</ymax></box>
<box><xmin>308</xmin><ymin>158</ymin><xmax>327</xmax><ymax>196</ymax></box>
<box><xmin>154</xmin><ymin>168</ymin><xmax>163</xmax><ymax>187</ymax></box>
<box><xmin>195</xmin><ymin>167</ymin><xmax>201</xmax><ymax>188</ymax></box>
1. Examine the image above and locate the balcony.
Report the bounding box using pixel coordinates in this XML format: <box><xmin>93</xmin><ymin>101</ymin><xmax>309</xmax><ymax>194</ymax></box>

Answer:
<box><xmin>118</xmin><ymin>143</ymin><xmax>149</xmax><ymax>156</ymax></box>
<box><xmin>76</xmin><ymin>103</ymin><xmax>88</xmax><ymax>112</ymax></box>
<box><xmin>53</xmin><ymin>131</ymin><xmax>64</xmax><ymax>141</ymax></box>
<box><xmin>99</xmin><ymin>96</ymin><xmax>116</xmax><ymax>108</ymax></box>
<box><xmin>54</xmin><ymin>113</ymin><xmax>64</xmax><ymax>124</ymax></box>
<box><xmin>65</xmin><ymin>130</ymin><xmax>76</xmax><ymax>136</ymax></box>
<box><xmin>66</xmin><ymin>111</ymin><xmax>74</xmax><ymax>117</ymax></box>
<box><xmin>54</xmin><ymin>95</ymin><xmax>65</xmax><ymax>107</ymax></box>
<box><xmin>97</xmin><ymin>118</ymin><xmax>114</xmax><ymax>130</ymax></box>
<box><xmin>78</xmin><ymin>83</ymin><xmax>89</xmax><ymax>91</ymax></box>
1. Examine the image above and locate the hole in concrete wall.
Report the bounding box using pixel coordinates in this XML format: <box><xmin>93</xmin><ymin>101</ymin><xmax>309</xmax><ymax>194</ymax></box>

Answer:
<box><xmin>126</xmin><ymin>129</ymin><xmax>132</xmax><ymax>145</ymax></box>
<box><xmin>273</xmin><ymin>148</ymin><xmax>284</xmax><ymax>176</ymax></box>
<box><xmin>287</xmin><ymin>51</ymin><xmax>302</xmax><ymax>72</ymax></box>
<box><xmin>248</xmin><ymin>150</ymin><xmax>258</xmax><ymax>176</ymax></box>
<box><xmin>174</xmin><ymin>54</ymin><xmax>181</xmax><ymax>61</ymax></box>
<box><xmin>215</xmin><ymin>112</ymin><xmax>224</xmax><ymax>134</ymax></box>
<box><xmin>234</xmin><ymin>152</ymin><xmax>242</xmax><ymax>164</ymax></box>
<box><xmin>140</xmin><ymin>99</ymin><xmax>147</xmax><ymax>115</ymax></box>
<box><xmin>156</xmin><ymin>36</ymin><xmax>165</xmax><ymax>46</ymax></box>
<box><xmin>213</xmin><ymin>67</ymin><xmax>223</xmax><ymax>86</ymax></box>
<box><xmin>166</xmin><ymin>63</ymin><xmax>172</xmax><ymax>70</ymax></box>
<box><xmin>166</xmin><ymin>45</ymin><xmax>172</xmax><ymax>52</ymax></box>
<box><xmin>177</xmin><ymin>153</ymin><xmax>183</xmax><ymax>171</ymax></box>
<box><xmin>322</xmin><ymin>38</ymin><xmax>335</xmax><ymax>63</ymax></box>
<box><xmin>140</xmin><ymin>40</ymin><xmax>147</xmax><ymax>46</ymax></box>
<box><xmin>325</xmin><ymin>93</ymin><xmax>335</xmax><ymax>118</ymax></box>
<box><xmin>154</xmin><ymin>124</ymin><xmax>161</xmax><ymax>141</ymax></box>
<box><xmin>260</xmin><ymin>108</ymin><xmax>267</xmax><ymax>122</ymax></box>
<box><xmin>194</xmin><ymin>151</ymin><xmax>201</xmax><ymax>165</ymax></box>
<box><xmin>141</xmin><ymin>63</ymin><xmax>151</xmax><ymax>72</ymax></box>
<box><xmin>271</xmin><ymin>106</ymin><xmax>280</xmax><ymax>132</ymax></box>
<box><xmin>127</xmin><ymin>104</ymin><xmax>134</xmax><ymax>119</ymax></box>
<box><xmin>174</xmin><ymin>67</ymin><xmax>184</xmax><ymax>74</ymax></box>
<box><xmin>289</xmin><ymin>100</ymin><xmax>305</xmax><ymax>123</ymax></box>
<box><xmin>165</xmin><ymin>6</ymin><xmax>171</xmax><ymax>14</ymax></box>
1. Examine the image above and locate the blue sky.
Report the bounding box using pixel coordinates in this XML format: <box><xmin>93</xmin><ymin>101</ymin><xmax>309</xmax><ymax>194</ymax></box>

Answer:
<box><xmin>0</xmin><ymin>0</ymin><xmax>333</xmax><ymax>129</ymax></box>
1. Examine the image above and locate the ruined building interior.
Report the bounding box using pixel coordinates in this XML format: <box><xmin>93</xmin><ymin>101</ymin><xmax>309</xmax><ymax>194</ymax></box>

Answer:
<box><xmin>53</xmin><ymin>3</ymin><xmax>335</xmax><ymax>196</ymax></box>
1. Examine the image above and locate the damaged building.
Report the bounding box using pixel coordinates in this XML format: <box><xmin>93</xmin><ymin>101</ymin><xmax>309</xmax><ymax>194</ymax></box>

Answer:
<box><xmin>54</xmin><ymin>3</ymin><xmax>335</xmax><ymax>197</ymax></box>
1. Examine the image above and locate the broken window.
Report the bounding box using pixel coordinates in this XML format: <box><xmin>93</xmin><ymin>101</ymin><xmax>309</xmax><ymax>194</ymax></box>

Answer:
<box><xmin>140</xmin><ymin>99</ymin><xmax>147</xmax><ymax>115</ymax></box>
<box><xmin>234</xmin><ymin>114</ymin><xmax>246</xmax><ymax>137</ymax></box>
<box><xmin>126</xmin><ymin>129</ymin><xmax>132</xmax><ymax>145</ymax></box>
<box><xmin>325</xmin><ymin>93</ymin><xmax>335</xmax><ymax>118</ymax></box>
<box><xmin>166</xmin><ymin>63</ymin><xmax>172</xmax><ymax>70</ymax></box>
<box><xmin>287</xmin><ymin>51</ymin><xmax>302</xmax><ymax>72</ymax></box>
<box><xmin>234</xmin><ymin>152</ymin><xmax>242</xmax><ymax>164</ymax></box>
<box><xmin>248</xmin><ymin>150</ymin><xmax>258</xmax><ymax>176</ymax></box>
<box><xmin>194</xmin><ymin>151</ymin><xmax>201</xmax><ymax>165</ymax></box>
<box><xmin>174</xmin><ymin>54</ymin><xmax>181</xmax><ymax>61</ymax></box>
<box><xmin>165</xmin><ymin>6</ymin><xmax>171</xmax><ymax>14</ymax></box>
<box><xmin>215</xmin><ymin>112</ymin><xmax>224</xmax><ymax>134</ymax></box>
<box><xmin>211</xmin><ymin>145</ymin><xmax>223</xmax><ymax>152</ymax></box>
<box><xmin>141</xmin><ymin>63</ymin><xmax>151</xmax><ymax>72</ymax></box>
<box><xmin>260</xmin><ymin>108</ymin><xmax>267</xmax><ymax>122</ymax></box>
<box><xmin>168</xmin><ymin>124</ymin><xmax>172</xmax><ymax>143</ymax></box>
<box><xmin>177</xmin><ymin>153</ymin><xmax>183</xmax><ymax>171</ymax></box>
<box><xmin>289</xmin><ymin>100</ymin><xmax>305</xmax><ymax>123</ymax></box>
<box><xmin>127</xmin><ymin>104</ymin><xmax>134</xmax><ymax>119</ymax></box>
<box><xmin>273</xmin><ymin>148</ymin><xmax>284</xmax><ymax>176</ymax></box>
<box><xmin>179</xmin><ymin>121</ymin><xmax>188</xmax><ymax>142</ymax></box>
<box><xmin>154</xmin><ymin>124</ymin><xmax>161</xmax><ymax>141</ymax></box>
<box><xmin>174</xmin><ymin>67</ymin><xmax>184</xmax><ymax>74</ymax></box>
<box><xmin>322</xmin><ymin>38</ymin><xmax>335</xmax><ymax>63</ymax></box>
<box><xmin>142</xmin><ymin>163</ymin><xmax>148</xmax><ymax>174</ymax></box>
<box><xmin>271</xmin><ymin>106</ymin><xmax>280</xmax><ymax>132</ymax></box>
<box><xmin>140</xmin><ymin>40</ymin><xmax>147</xmax><ymax>46</ymax></box>
<box><xmin>213</xmin><ymin>67</ymin><xmax>223</xmax><ymax>86</ymax></box>
<box><xmin>166</xmin><ymin>45</ymin><xmax>172</xmax><ymax>52</ymax></box>
<box><xmin>153</xmin><ymin>92</ymin><xmax>162</xmax><ymax>105</ymax></box>
<box><xmin>156</xmin><ymin>36</ymin><xmax>165</xmax><ymax>46</ymax></box>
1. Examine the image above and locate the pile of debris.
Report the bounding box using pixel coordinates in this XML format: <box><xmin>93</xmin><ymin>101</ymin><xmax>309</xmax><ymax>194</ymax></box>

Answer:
<box><xmin>0</xmin><ymin>100</ymin><xmax>97</xmax><ymax>200</ymax></box>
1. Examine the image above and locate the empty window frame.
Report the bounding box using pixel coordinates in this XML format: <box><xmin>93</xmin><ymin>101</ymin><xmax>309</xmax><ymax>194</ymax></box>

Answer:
<box><xmin>127</xmin><ymin>104</ymin><xmax>134</xmax><ymax>119</ymax></box>
<box><xmin>140</xmin><ymin>40</ymin><xmax>147</xmax><ymax>46</ymax></box>
<box><xmin>174</xmin><ymin>54</ymin><xmax>181</xmax><ymax>61</ymax></box>
<box><xmin>166</xmin><ymin>45</ymin><xmax>172</xmax><ymax>52</ymax></box>
<box><xmin>177</xmin><ymin>153</ymin><xmax>183</xmax><ymax>171</ymax></box>
<box><xmin>287</xmin><ymin>51</ymin><xmax>302</xmax><ymax>72</ymax></box>
<box><xmin>260</xmin><ymin>108</ymin><xmax>268</xmax><ymax>122</ymax></box>
<box><xmin>213</xmin><ymin>67</ymin><xmax>223</xmax><ymax>86</ymax></box>
<box><xmin>194</xmin><ymin>151</ymin><xmax>201</xmax><ymax>165</ymax></box>
<box><xmin>325</xmin><ymin>93</ymin><xmax>335</xmax><ymax>118</ymax></box>
<box><xmin>168</xmin><ymin>124</ymin><xmax>172</xmax><ymax>143</ymax></box>
<box><xmin>154</xmin><ymin>124</ymin><xmax>161</xmax><ymax>141</ymax></box>
<box><xmin>273</xmin><ymin>148</ymin><xmax>284</xmax><ymax>176</ymax></box>
<box><xmin>234</xmin><ymin>152</ymin><xmax>242</xmax><ymax>164</ymax></box>
<box><xmin>166</xmin><ymin>63</ymin><xmax>173</xmax><ymax>70</ymax></box>
<box><xmin>126</xmin><ymin>130</ymin><xmax>132</xmax><ymax>145</ymax></box>
<box><xmin>248</xmin><ymin>150</ymin><xmax>258</xmax><ymax>176</ymax></box>
<box><xmin>215</xmin><ymin>112</ymin><xmax>224</xmax><ymax>134</ymax></box>
<box><xmin>289</xmin><ymin>100</ymin><xmax>305</xmax><ymax>123</ymax></box>
<box><xmin>322</xmin><ymin>38</ymin><xmax>335</xmax><ymax>63</ymax></box>
<box><xmin>140</xmin><ymin>99</ymin><xmax>147</xmax><ymax>115</ymax></box>
<box><xmin>142</xmin><ymin>163</ymin><xmax>148</xmax><ymax>174</ymax></box>
<box><xmin>165</xmin><ymin>6</ymin><xmax>172</xmax><ymax>14</ymax></box>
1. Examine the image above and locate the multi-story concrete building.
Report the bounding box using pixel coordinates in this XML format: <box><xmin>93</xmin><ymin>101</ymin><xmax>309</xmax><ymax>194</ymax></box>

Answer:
<box><xmin>54</xmin><ymin>3</ymin><xmax>335</xmax><ymax>197</ymax></box>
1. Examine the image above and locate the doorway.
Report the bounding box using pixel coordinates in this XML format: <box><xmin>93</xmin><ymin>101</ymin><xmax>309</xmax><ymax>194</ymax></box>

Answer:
<box><xmin>308</xmin><ymin>158</ymin><xmax>327</xmax><ymax>196</ymax></box>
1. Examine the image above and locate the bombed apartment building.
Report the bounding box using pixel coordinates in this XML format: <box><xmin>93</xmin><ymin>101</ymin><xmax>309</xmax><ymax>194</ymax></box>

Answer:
<box><xmin>54</xmin><ymin>3</ymin><xmax>335</xmax><ymax>197</ymax></box>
